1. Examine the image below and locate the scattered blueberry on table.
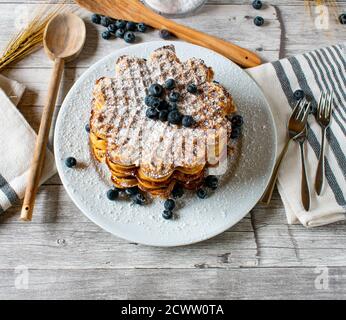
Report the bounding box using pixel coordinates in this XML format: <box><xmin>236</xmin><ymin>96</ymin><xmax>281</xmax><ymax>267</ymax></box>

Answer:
<box><xmin>339</xmin><ymin>13</ymin><xmax>346</xmax><ymax>25</ymax></box>
<box><xmin>124</xmin><ymin>31</ymin><xmax>136</xmax><ymax>43</ymax></box>
<box><xmin>91</xmin><ymin>14</ymin><xmax>148</xmax><ymax>43</ymax></box>
<box><xmin>91</xmin><ymin>14</ymin><xmax>101</xmax><ymax>25</ymax></box>
<box><xmin>293</xmin><ymin>89</ymin><xmax>305</xmax><ymax>101</ymax></box>
<box><xmin>159</xmin><ymin>29</ymin><xmax>173</xmax><ymax>40</ymax></box>
<box><xmin>100</xmin><ymin>16</ymin><xmax>111</xmax><ymax>27</ymax></box>
<box><xmin>115</xmin><ymin>19</ymin><xmax>127</xmax><ymax>29</ymax></box>
<box><xmin>137</xmin><ymin>23</ymin><xmax>148</xmax><ymax>33</ymax></box>
<box><xmin>102</xmin><ymin>30</ymin><xmax>112</xmax><ymax>40</ymax></box>
<box><xmin>162</xmin><ymin>209</ymin><xmax>173</xmax><ymax>220</ymax></box>
<box><xmin>252</xmin><ymin>0</ymin><xmax>263</xmax><ymax>10</ymax></box>
<box><xmin>65</xmin><ymin>157</ymin><xmax>77</xmax><ymax>168</ymax></box>
<box><xmin>107</xmin><ymin>189</ymin><xmax>119</xmax><ymax>201</ymax></box>
<box><xmin>197</xmin><ymin>188</ymin><xmax>208</xmax><ymax>199</ymax></box>
<box><xmin>205</xmin><ymin>175</ymin><xmax>219</xmax><ymax>190</ymax></box>
<box><xmin>254</xmin><ymin>16</ymin><xmax>264</xmax><ymax>27</ymax></box>
<box><xmin>85</xmin><ymin>123</ymin><xmax>90</xmax><ymax>133</ymax></box>
<box><xmin>107</xmin><ymin>23</ymin><xmax>117</xmax><ymax>34</ymax></box>
<box><xmin>164</xmin><ymin>199</ymin><xmax>176</xmax><ymax>211</ymax></box>
<box><xmin>115</xmin><ymin>28</ymin><xmax>126</xmax><ymax>38</ymax></box>
<box><xmin>126</xmin><ymin>21</ymin><xmax>137</xmax><ymax>31</ymax></box>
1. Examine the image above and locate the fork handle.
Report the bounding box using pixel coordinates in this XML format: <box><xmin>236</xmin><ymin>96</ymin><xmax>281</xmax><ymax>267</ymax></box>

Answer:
<box><xmin>261</xmin><ymin>139</ymin><xmax>291</xmax><ymax>205</ymax></box>
<box><xmin>299</xmin><ymin>141</ymin><xmax>310</xmax><ymax>211</ymax></box>
<box><xmin>315</xmin><ymin>127</ymin><xmax>326</xmax><ymax>195</ymax></box>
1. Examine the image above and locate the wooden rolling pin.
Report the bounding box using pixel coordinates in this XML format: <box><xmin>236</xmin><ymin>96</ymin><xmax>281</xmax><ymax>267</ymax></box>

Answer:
<box><xmin>75</xmin><ymin>0</ymin><xmax>262</xmax><ymax>68</ymax></box>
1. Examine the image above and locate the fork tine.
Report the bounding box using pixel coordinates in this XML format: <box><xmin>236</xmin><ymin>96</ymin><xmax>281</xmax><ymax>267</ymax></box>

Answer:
<box><xmin>302</xmin><ymin>102</ymin><xmax>311</xmax><ymax>123</ymax></box>
<box><xmin>291</xmin><ymin>98</ymin><xmax>304</xmax><ymax>119</ymax></box>
<box><xmin>294</xmin><ymin>98</ymin><xmax>306</xmax><ymax>120</ymax></box>
<box><xmin>319</xmin><ymin>92</ymin><xmax>326</xmax><ymax>119</ymax></box>
<box><xmin>327</xmin><ymin>91</ymin><xmax>334</xmax><ymax>120</ymax></box>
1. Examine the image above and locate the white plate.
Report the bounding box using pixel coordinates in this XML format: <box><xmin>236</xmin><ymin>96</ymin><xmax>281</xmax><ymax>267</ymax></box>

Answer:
<box><xmin>54</xmin><ymin>41</ymin><xmax>277</xmax><ymax>247</ymax></box>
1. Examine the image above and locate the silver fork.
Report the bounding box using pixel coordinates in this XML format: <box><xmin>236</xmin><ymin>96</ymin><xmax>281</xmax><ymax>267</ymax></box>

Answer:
<box><xmin>261</xmin><ymin>98</ymin><xmax>311</xmax><ymax>205</ymax></box>
<box><xmin>315</xmin><ymin>91</ymin><xmax>334</xmax><ymax>195</ymax></box>
<box><xmin>295</xmin><ymin>128</ymin><xmax>310</xmax><ymax>211</ymax></box>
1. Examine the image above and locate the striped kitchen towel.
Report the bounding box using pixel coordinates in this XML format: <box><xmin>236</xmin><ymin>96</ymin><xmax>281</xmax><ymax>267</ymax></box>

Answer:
<box><xmin>0</xmin><ymin>75</ymin><xmax>56</xmax><ymax>215</ymax></box>
<box><xmin>247</xmin><ymin>44</ymin><xmax>345</xmax><ymax>227</ymax></box>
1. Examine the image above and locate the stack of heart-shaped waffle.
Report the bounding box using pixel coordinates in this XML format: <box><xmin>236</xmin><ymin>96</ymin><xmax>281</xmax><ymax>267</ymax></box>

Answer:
<box><xmin>89</xmin><ymin>45</ymin><xmax>237</xmax><ymax>198</ymax></box>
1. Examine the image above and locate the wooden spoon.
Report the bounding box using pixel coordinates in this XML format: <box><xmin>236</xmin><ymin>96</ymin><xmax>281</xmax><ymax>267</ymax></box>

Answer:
<box><xmin>20</xmin><ymin>13</ymin><xmax>86</xmax><ymax>221</ymax></box>
<box><xmin>75</xmin><ymin>0</ymin><xmax>261</xmax><ymax>68</ymax></box>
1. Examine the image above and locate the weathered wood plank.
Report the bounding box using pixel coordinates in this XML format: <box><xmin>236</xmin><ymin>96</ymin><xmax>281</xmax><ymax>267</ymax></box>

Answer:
<box><xmin>1</xmin><ymin>267</ymin><xmax>345</xmax><ymax>299</ymax></box>
<box><xmin>1</xmin><ymin>185</ymin><xmax>346</xmax><ymax>269</ymax></box>
<box><xmin>0</xmin><ymin>3</ymin><xmax>281</xmax><ymax>68</ymax></box>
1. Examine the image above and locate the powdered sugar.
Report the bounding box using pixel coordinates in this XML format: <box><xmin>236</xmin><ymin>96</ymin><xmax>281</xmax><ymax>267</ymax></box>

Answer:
<box><xmin>144</xmin><ymin>0</ymin><xmax>207</xmax><ymax>16</ymax></box>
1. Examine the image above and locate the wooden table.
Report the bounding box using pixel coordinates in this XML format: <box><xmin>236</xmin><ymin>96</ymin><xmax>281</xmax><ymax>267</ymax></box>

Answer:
<box><xmin>1</xmin><ymin>0</ymin><xmax>345</xmax><ymax>300</ymax></box>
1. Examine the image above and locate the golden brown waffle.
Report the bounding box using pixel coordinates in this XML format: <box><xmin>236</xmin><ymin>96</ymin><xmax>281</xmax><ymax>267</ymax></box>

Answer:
<box><xmin>89</xmin><ymin>45</ymin><xmax>236</xmax><ymax>197</ymax></box>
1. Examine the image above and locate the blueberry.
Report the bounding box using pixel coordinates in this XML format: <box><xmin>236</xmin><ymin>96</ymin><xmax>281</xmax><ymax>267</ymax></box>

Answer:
<box><xmin>293</xmin><ymin>89</ymin><xmax>305</xmax><ymax>101</ymax></box>
<box><xmin>254</xmin><ymin>16</ymin><xmax>264</xmax><ymax>26</ymax></box>
<box><xmin>252</xmin><ymin>0</ymin><xmax>263</xmax><ymax>10</ymax></box>
<box><xmin>231</xmin><ymin>115</ymin><xmax>243</xmax><ymax>127</ymax></box>
<box><xmin>146</xmin><ymin>107</ymin><xmax>159</xmax><ymax>120</ymax></box>
<box><xmin>164</xmin><ymin>199</ymin><xmax>176</xmax><ymax>211</ymax></box>
<box><xmin>187</xmin><ymin>84</ymin><xmax>198</xmax><ymax>94</ymax></box>
<box><xmin>168</xmin><ymin>110</ymin><xmax>182</xmax><ymax>125</ymax></box>
<box><xmin>133</xmin><ymin>193</ymin><xmax>146</xmax><ymax>205</ymax></box>
<box><xmin>205</xmin><ymin>175</ymin><xmax>218</xmax><ymax>190</ymax></box>
<box><xmin>213</xmin><ymin>80</ymin><xmax>220</xmax><ymax>84</ymax></box>
<box><xmin>162</xmin><ymin>210</ymin><xmax>173</xmax><ymax>220</ymax></box>
<box><xmin>145</xmin><ymin>95</ymin><xmax>154</xmax><ymax>107</ymax></box>
<box><xmin>124</xmin><ymin>31</ymin><xmax>136</xmax><ymax>43</ymax></box>
<box><xmin>100</xmin><ymin>16</ymin><xmax>111</xmax><ymax>27</ymax></box>
<box><xmin>151</xmin><ymin>98</ymin><xmax>161</xmax><ymax>109</ymax></box>
<box><xmin>107</xmin><ymin>189</ymin><xmax>119</xmax><ymax>201</ymax></box>
<box><xmin>339</xmin><ymin>13</ymin><xmax>346</xmax><ymax>24</ymax></box>
<box><xmin>115</xmin><ymin>20</ymin><xmax>127</xmax><ymax>29</ymax></box>
<box><xmin>149</xmin><ymin>84</ymin><xmax>163</xmax><ymax>97</ymax></box>
<box><xmin>158</xmin><ymin>100</ymin><xmax>169</xmax><ymax>111</ymax></box>
<box><xmin>197</xmin><ymin>188</ymin><xmax>208</xmax><ymax>199</ymax></box>
<box><xmin>182</xmin><ymin>115</ymin><xmax>195</xmax><ymax>128</ymax></box>
<box><xmin>159</xmin><ymin>29</ymin><xmax>172</xmax><ymax>39</ymax></box>
<box><xmin>230</xmin><ymin>127</ymin><xmax>241</xmax><ymax>139</ymax></box>
<box><xmin>125</xmin><ymin>186</ymin><xmax>139</xmax><ymax>196</ymax></box>
<box><xmin>107</xmin><ymin>23</ymin><xmax>117</xmax><ymax>34</ymax></box>
<box><xmin>168</xmin><ymin>103</ymin><xmax>178</xmax><ymax>112</ymax></box>
<box><xmin>115</xmin><ymin>28</ymin><xmax>125</xmax><ymax>38</ymax></box>
<box><xmin>172</xmin><ymin>185</ymin><xmax>184</xmax><ymax>199</ymax></box>
<box><xmin>137</xmin><ymin>23</ymin><xmax>147</xmax><ymax>33</ymax></box>
<box><xmin>126</xmin><ymin>21</ymin><xmax>137</xmax><ymax>31</ymax></box>
<box><xmin>165</xmin><ymin>79</ymin><xmax>176</xmax><ymax>90</ymax></box>
<box><xmin>169</xmin><ymin>91</ymin><xmax>180</xmax><ymax>102</ymax></box>
<box><xmin>65</xmin><ymin>157</ymin><xmax>77</xmax><ymax>168</ymax></box>
<box><xmin>85</xmin><ymin>123</ymin><xmax>90</xmax><ymax>133</ymax></box>
<box><xmin>159</xmin><ymin>110</ymin><xmax>169</xmax><ymax>122</ymax></box>
<box><xmin>310</xmin><ymin>103</ymin><xmax>318</xmax><ymax>116</ymax></box>
<box><xmin>102</xmin><ymin>31</ymin><xmax>112</xmax><ymax>40</ymax></box>
<box><xmin>91</xmin><ymin>14</ymin><xmax>101</xmax><ymax>24</ymax></box>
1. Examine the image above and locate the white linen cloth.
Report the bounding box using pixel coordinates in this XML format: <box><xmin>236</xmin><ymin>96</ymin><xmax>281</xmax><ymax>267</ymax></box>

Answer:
<box><xmin>0</xmin><ymin>74</ymin><xmax>56</xmax><ymax>214</ymax></box>
<box><xmin>247</xmin><ymin>44</ymin><xmax>346</xmax><ymax>227</ymax></box>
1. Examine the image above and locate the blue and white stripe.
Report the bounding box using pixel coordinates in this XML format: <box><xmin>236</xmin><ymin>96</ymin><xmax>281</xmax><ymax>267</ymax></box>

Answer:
<box><xmin>272</xmin><ymin>44</ymin><xmax>346</xmax><ymax>209</ymax></box>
